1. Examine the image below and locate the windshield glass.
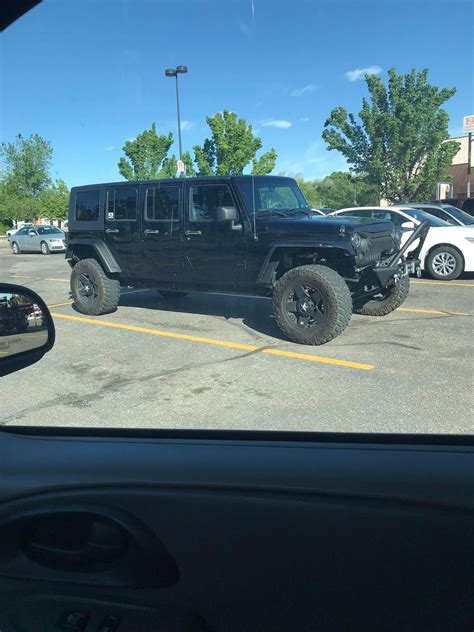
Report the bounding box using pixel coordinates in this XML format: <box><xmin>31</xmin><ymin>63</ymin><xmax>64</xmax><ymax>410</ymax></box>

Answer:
<box><xmin>36</xmin><ymin>226</ymin><xmax>63</xmax><ymax>235</ymax></box>
<box><xmin>235</xmin><ymin>177</ymin><xmax>310</xmax><ymax>215</ymax></box>
<box><xmin>400</xmin><ymin>208</ymin><xmax>451</xmax><ymax>227</ymax></box>
<box><xmin>441</xmin><ymin>205</ymin><xmax>474</xmax><ymax>224</ymax></box>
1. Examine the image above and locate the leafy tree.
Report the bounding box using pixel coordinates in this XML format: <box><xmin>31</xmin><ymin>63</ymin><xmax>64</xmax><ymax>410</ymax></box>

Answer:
<box><xmin>193</xmin><ymin>110</ymin><xmax>277</xmax><ymax>176</ymax></box>
<box><xmin>313</xmin><ymin>172</ymin><xmax>379</xmax><ymax>209</ymax></box>
<box><xmin>118</xmin><ymin>123</ymin><xmax>174</xmax><ymax>180</ymax></box>
<box><xmin>38</xmin><ymin>179</ymin><xmax>70</xmax><ymax>221</ymax></box>
<box><xmin>322</xmin><ymin>69</ymin><xmax>460</xmax><ymax>202</ymax></box>
<box><xmin>160</xmin><ymin>151</ymin><xmax>196</xmax><ymax>178</ymax></box>
<box><xmin>0</xmin><ymin>133</ymin><xmax>52</xmax><ymax>221</ymax></box>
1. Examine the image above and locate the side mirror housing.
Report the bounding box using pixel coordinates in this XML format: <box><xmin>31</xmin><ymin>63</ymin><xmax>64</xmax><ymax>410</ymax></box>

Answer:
<box><xmin>0</xmin><ymin>284</ymin><xmax>55</xmax><ymax>377</ymax></box>
<box><xmin>216</xmin><ymin>206</ymin><xmax>238</xmax><ymax>222</ymax></box>
<box><xmin>401</xmin><ymin>221</ymin><xmax>416</xmax><ymax>230</ymax></box>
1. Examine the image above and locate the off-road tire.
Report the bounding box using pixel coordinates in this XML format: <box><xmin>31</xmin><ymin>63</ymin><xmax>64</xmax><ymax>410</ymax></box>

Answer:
<box><xmin>71</xmin><ymin>258</ymin><xmax>120</xmax><ymax>316</ymax></box>
<box><xmin>40</xmin><ymin>241</ymin><xmax>50</xmax><ymax>255</ymax></box>
<box><xmin>158</xmin><ymin>290</ymin><xmax>188</xmax><ymax>299</ymax></box>
<box><xmin>11</xmin><ymin>242</ymin><xmax>20</xmax><ymax>255</ymax></box>
<box><xmin>426</xmin><ymin>246</ymin><xmax>463</xmax><ymax>281</ymax></box>
<box><xmin>272</xmin><ymin>264</ymin><xmax>352</xmax><ymax>345</ymax></box>
<box><xmin>354</xmin><ymin>275</ymin><xmax>410</xmax><ymax>316</ymax></box>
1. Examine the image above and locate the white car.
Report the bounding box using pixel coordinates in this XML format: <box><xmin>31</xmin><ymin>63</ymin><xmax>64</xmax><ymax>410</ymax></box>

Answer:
<box><xmin>330</xmin><ymin>206</ymin><xmax>474</xmax><ymax>280</ymax></box>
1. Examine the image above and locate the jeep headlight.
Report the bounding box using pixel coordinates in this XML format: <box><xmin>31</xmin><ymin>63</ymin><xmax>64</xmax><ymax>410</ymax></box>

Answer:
<box><xmin>351</xmin><ymin>232</ymin><xmax>362</xmax><ymax>249</ymax></box>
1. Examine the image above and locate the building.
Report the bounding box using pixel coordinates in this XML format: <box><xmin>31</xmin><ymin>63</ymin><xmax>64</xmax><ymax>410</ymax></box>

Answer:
<box><xmin>445</xmin><ymin>135</ymin><xmax>473</xmax><ymax>199</ymax></box>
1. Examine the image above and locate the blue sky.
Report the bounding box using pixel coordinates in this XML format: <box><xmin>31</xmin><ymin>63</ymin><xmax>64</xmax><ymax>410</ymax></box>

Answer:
<box><xmin>1</xmin><ymin>0</ymin><xmax>472</xmax><ymax>187</ymax></box>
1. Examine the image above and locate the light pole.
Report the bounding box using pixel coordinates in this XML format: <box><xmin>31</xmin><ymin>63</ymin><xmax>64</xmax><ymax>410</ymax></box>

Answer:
<box><xmin>165</xmin><ymin>65</ymin><xmax>188</xmax><ymax>175</ymax></box>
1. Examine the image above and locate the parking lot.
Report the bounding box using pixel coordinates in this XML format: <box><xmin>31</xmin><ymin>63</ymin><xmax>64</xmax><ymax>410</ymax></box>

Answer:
<box><xmin>1</xmin><ymin>240</ymin><xmax>473</xmax><ymax>433</ymax></box>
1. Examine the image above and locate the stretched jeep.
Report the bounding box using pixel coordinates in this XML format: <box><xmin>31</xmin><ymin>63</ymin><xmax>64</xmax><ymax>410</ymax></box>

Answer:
<box><xmin>66</xmin><ymin>176</ymin><xmax>428</xmax><ymax>345</ymax></box>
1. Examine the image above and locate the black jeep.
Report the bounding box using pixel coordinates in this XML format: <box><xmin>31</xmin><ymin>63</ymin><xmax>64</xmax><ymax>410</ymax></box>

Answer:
<box><xmin>66</xmin><ymin>176</ymin><xmax>428</xmax><ymax>345</ymax></box>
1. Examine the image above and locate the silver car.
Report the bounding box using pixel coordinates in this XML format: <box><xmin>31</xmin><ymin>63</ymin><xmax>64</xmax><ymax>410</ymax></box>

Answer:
<box><xmin>10</xmin><ymin>225</ymin><xmax>67</xmax><ymax>255</ymax></box>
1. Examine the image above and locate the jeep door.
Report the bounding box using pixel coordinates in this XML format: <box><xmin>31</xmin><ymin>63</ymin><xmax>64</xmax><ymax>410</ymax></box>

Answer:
<box><xmin>104</xmin><ymin>185</ymin><xmax>141</xmax><ymax>276</ymax></box>
<box><xmin>184</xmin><ymin>181</ymin><xmax>245</xmax><ymax>287</ymax></box>
<box><xmin>140</xmin><ymin>182</ymin><xmax>186</xmax><ymax>279</ymax></box>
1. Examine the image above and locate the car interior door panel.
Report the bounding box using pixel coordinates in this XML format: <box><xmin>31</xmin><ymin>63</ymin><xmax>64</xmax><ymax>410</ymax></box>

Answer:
<box><xmin>0</xmin><ymin>430</ymin><xmax>472</xmax><ymax>632</ymax></box>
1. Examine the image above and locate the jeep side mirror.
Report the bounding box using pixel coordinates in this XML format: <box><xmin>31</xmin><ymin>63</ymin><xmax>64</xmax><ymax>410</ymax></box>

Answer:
<box><xmin>216</xmin><ymin>206</ymin><xmax>238</xmax><ymax>222</ymax></box>
<box><xmin>0</xmin><ymin>284</ymin><xmax>55</xmax><ymax>378</ymax></box>
<box><xmin>401</xmin><ymin>221</ymin><xmax>415</xmax><ymax>230</ymax></box>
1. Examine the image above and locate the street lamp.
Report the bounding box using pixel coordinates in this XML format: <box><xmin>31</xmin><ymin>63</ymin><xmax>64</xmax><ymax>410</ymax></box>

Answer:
<box><xmin>165</xmin><ymin>65</ymin><xmax>188</xmax><ymax>175</ymax></box>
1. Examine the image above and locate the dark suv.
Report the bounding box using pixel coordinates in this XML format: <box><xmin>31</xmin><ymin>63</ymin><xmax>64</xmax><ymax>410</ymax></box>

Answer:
<box><xmin>66</xmin><ymin>176</ymin><xmax>428</xmax><ymax>345</ymax></box>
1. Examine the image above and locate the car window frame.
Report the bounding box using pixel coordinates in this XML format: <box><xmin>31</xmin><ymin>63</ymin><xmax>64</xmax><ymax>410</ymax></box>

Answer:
<box><xmin>188</xmin><ymin>182</ymin><xmax>237</xmax><ymax>223</ymax></box>
<box><xmin>105</xmin><ymin>186</ymin><xmax>138</xmax><ymax>222</ymax></box>
<box><xmin>144</xmin><ymin>184</ymin><xmax>181</xmax><ymax>227</ymax></box>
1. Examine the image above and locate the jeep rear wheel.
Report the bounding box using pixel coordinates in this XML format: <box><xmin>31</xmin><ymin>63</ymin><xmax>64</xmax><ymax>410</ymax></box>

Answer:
<box><xmin>272</xmin><ymin>265</ymin><xmax>352</xmax><ymax>345</ymax></box>
<box><xmin>354</xmin><ymin>275</ymin><xmax>410</xmax><ymax>316</ymax></box>
<box><xmin>71</xmin><ymin>258</ymin><xmax>120</xmax><ymax>315</ymax></box>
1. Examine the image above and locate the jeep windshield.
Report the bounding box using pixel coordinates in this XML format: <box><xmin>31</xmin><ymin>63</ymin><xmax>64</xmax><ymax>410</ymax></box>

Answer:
<box><xmin>234</xmin><ymin>177</ymin><xmax>311</xmax><ymax>216</ymax></box>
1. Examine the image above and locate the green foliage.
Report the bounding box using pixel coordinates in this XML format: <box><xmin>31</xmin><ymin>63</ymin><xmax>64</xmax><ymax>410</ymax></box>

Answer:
<box><xmin>293</xmin><ymin>172</ymin><xmax>379</xmax><ymax>209</ymax></box>
<box><xmin>118</xmin><ymin>123</ymin><xmax>174</xmax><ymax>180</ymax></box>
<box><xmin>0</xmin><ymin>181</ymin><xmax>39</xmax><ymax>223</ymax></box>
<box><xmin>322</xmin><ymin>68</ymin><xmax>460</xmax><ymax>202</ymax></box>
<box><xmin>161</xmin><ymin>151</ymin><xmax>196</xmax><ymax>178</ymax></box>
<box><xmin>193</xmin><ymin>110</ymin><xmax>277</xmax><ymax>176</ymax></box>
<box><xmin>0</xmin><ymin>221</ymin><xmax>12</xmax><ymax>235</ymax></box>
<box><xmin>38</xmin><ymin>179</ymin><xmax>70</xmax><ymax>221</ymax></box>
<box><xmin>1</xmin><ymin>133</ymin><xmax>52</xmax><ymax>197</ymax></box>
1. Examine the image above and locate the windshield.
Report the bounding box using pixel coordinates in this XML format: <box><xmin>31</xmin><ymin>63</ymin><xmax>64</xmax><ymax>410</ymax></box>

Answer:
<box><xmin>235</xmin><ymin>177</ymin><xmax>310</xmax><ymax>215</ymax></box>
<box><xmin>441</xmin><ymin>205</ymin><xmax>474</xmax><ymax>224</ymax></box>
<box><xmin>36</xmin><ymin>226</ymin><xmax>63</xmax><ymax>235</ymax></box>
<box><xmin>400</xmin><ymin>208</ymin><xmax>452</xmax><ymax>227</ymax></box>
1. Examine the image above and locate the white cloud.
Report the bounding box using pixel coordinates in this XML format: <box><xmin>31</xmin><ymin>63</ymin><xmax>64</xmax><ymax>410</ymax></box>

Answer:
<box><xmin>291</xmin><ymin>84</ymin><xmax>317</xmax><ymax>97</ymax></box>
<box><xmin>261</xmin><ymin>119</ymin><xmax>293</xmax><ymax>129</ymax></box>
<box><xmin>346</xmin><ymin>65</ymin><xmax>382</xmax><ymax>82</ymax></box>
<box><xmin>300</xmin><ymin>117</ymin><xmax>310</xmax><ymax>122</ymax></box>
<box><xmin>240</xmin><ymin>0</ymin><xmax>256</xmax><ymax>36</ymax></box>
<box><xmin>180</xmin><ymin>120</ymin><xmax>193</xmax><ymax>132</ymax></box>
<box><xmin>104</xmin><ymin>145</ymin><xmax>115</xmax><ymax>151</ymax></box>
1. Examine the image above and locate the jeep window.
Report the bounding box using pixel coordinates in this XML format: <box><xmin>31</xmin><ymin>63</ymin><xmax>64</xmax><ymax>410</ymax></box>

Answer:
<box><xmin>145</xmin><ymin>186</ymin><xmax>180</xmax><ymax>222</ymax></box>
<box><xmin>189</xmin><ymin>185</ymin><xmax>234</xmax><ymax>222</ymax></box>
<box><xmin>106</xmin><ymin>187</ymin><xmax>138</xmax><ymax>221</ymax></box>
<box><xmin>235</xmin><ymin>177</ymin><xmax>309</xmax><ymax>214</ymax></box>
<box><xmin>75</xmin><ymin>190</ymin><xmax>100</xmax><ymax>222</ymax></box>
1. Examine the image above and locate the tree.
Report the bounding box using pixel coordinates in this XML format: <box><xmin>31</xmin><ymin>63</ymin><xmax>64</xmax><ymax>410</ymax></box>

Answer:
<box><xmin>322</xmin><ymin>69</ymin><xmax>460</xmax><ymax>202</ymax></box>
<box><xmin>160</xmin><ymin>151</ymin><xmax>196</xmax><ymax>178</ymax></box>
<box><xmin>193</xmin><ymin>110</ymin><xmax>277</xmax><ymax>176</ymax></box>
<box><xmin>118</xmin><ymin>123</ymin><xmax>175</xmax><ymax>180</ymax></box>
<box><xmin>38</xmin><ymin>179</ymin><xmax>70</xmax><ymax>221</ymax></box>
<box><xmin>313</xmin><ymin>172</ymin><xmax>379</xmax><ymax>209</ymax></box>
<box><xmin>0</xmin><ymin>133</ymin><xmax>52</xmax><ymax>221</ymax></box>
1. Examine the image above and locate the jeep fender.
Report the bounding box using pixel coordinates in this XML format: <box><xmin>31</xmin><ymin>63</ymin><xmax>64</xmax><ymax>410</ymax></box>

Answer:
<box><xmin>66</xmin><ymin>239</ymin><xmax>122</xmax><ymax>274</ymax></box>
<box><xmin>257</xmin><ymin>242</ymin><xmax>355</xmax><ymax>286</ymax></box>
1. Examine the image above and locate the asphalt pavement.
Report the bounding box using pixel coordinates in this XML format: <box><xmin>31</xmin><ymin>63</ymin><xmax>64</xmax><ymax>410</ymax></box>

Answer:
<box><xmin>1</xmin><ymin>240</ymin><xmax>473</xmax><ymax>433</ymax></box>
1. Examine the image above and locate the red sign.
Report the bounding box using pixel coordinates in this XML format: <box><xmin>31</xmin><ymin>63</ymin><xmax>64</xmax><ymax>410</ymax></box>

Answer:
<box><xmin>463</xmin><ymin>115</ymin><xmax>474</xmax><ymax>133</ymax></box>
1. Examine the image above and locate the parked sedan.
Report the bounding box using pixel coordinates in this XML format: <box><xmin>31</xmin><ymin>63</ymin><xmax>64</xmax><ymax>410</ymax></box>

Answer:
<box><xmin>330</xmin><ymin>206</ymin><xmax>474</xmax><ymax>280</ymax></box>
<box><xmin>400</xmin><ymin>202</ymin><xmax>474</xmax><ymax>226</ymax></box>
<box><xmin>10</xmin><ymin>225</ymin><xmax>67</xmax><ymax>255</ymax></box>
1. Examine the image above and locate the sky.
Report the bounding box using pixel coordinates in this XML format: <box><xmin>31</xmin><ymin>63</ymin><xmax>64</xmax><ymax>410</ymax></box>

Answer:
<box><xmin>1</xmin><ymin>0</ymin><xmax>473</xmax><ymax>188</ymax></box>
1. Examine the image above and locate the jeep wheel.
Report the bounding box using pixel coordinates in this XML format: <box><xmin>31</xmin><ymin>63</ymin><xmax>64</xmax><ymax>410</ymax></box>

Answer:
<box><xmin>40</xmin><ymin>241</ymin><xmax>50</xmax><ymax>255</ymax></box>
<box><xmin>354</xmin><ymin>275</ymin><xmax>410</xmax><ymax>316</ymax></box>
<box><xmin>272</xmin><ymin>265</ymin><xmax>352</xmax><ymax>345</ymax></box>
<box><xmin>11</xmin><ymin>242</ymin><xmax>20</xmax><ymax>255</ymax></box>
<box><xmin>158</xmin><ymin>290</ymin><xmax>188</xmax><ymax>299</ymax></box>
<box><xmin>71</xmin><ymin>258</ymin><xmax>120</xmax><ymax>315</ymax></box>
<box><xmin>426</xmin><ymin>246</ymin><xmax>463</xmax><ymax>280</ymax></box>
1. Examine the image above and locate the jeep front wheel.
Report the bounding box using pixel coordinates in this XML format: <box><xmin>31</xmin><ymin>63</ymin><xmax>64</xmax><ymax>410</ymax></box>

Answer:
<box><xmin>272</xmin><ymin>265</ymin><xmax>352</xmax><ymax>345</ymax></box>
<box><xmin>71</xmin><ymin>258</ymin><xmax>120</xmax><ymax>315</ymax></box>
<box><xmin>354</xmin><ymin>275</ymin><xmax>410</xmax><ymax>316</ymax></box>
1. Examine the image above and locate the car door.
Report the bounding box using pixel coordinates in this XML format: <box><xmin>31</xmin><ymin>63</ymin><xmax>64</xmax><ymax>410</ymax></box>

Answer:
<box><xmin>140</xmin><ymin>181</ymin><xmax>186</xmax><ymax>280</ymax></box>
<box><xmin>25</xmin><ymin>227</ymin><xmax>40</xmax><ymax>252</ymax></box>
<box><xmin>104</xmin><ymin>185</ymin><xmax>141</xmax><ymax>276</ymax></box>
<box><xmin>184</xmin><ymin>181</ymin><xmax>245</xmax><ymax>288</ymax></box>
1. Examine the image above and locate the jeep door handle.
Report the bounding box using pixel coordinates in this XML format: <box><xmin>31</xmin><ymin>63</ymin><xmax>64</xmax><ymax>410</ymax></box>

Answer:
<box><xmin>144</xmin><ymin>229</ymin><xmax>160</xmax><ymax>235</ymax></box>
<box><xmin>105</xmin><ymin>228</ymin><xmax>119</xmax><ymax>234</ymax></box>
<box><xmin>185</xmin><ymin>230</ymin><xmax>202</xmax><ymax>236</ymax></box>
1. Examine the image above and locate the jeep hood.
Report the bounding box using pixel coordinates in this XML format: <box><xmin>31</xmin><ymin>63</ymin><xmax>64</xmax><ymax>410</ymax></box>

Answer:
<box><xmin>256</xmin><ymin>214</ymin><xmax>395</xmax><ymax>238</ymax></box>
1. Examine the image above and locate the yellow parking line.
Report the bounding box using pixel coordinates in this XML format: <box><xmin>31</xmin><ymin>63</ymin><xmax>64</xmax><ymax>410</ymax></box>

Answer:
<box><xmin>45</xmin><ymin>278</ymin><xmax>69</xmax><ymax>283</ymax></box>
<box><xmin>50</xmin><ymin>312</ymin><xmax>374</xmax><ymax>371</ymax></box>
<box><xmin>399</xmin><ymin>307</ymin><xmax>469</xmax><ymax>316</ymax></box>
<box><xmin>412</xmin><ymin>280</ymin><xmax>474</xmax><ymax>287</ymax></box>
<box><xmin>47</xmin><ymin>301</ymin><xmax>72</xmax><ymax>309</ymax></box>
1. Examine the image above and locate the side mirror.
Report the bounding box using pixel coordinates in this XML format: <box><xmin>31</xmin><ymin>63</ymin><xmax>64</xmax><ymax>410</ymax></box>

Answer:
<box><xmin>28</xmin><ymin>230</ymin><xmax>36</xmax><ymax>236</ymax></box>
<box><xmin>216</xmin><ymin>206</ymin><xmax>238</xmax><ymax>222</ymax></box>
<box><xmin>0</xmin><ymin>284</ymin><xmax>55</xmax><ymax>378</ymax></box>
<box><xmin>401</xmin><ymin>221</ymin><xmax>416</xmax><ymax>230</ymax></box>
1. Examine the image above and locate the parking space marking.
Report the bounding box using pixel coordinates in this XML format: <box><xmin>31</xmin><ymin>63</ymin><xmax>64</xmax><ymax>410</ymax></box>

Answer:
<box><xmin>412</xmin><ymin>280</ymin><xmax>474</xmax><ymax>287</ymax></box>
<box><xmin>45</xmin><ymin>278</ymin><xmax>70</xmax><ymax>283</ymax></box>
<box><xmin>50</xmin><ymin>312</ymin><xmax>374</xmax><ymax>371</ymax></box>
<box><xmin>399</xmin><ymin>307</ymin><xmax>469</xmax><ymax>316</ymax></box>
<box><xmin>47</xmin><ymin>301</ymin><xmax>73</xmax><ymax>309</ymax></box>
